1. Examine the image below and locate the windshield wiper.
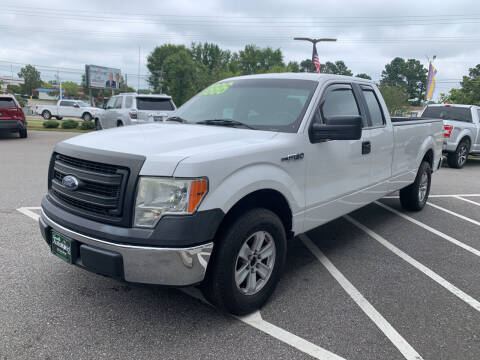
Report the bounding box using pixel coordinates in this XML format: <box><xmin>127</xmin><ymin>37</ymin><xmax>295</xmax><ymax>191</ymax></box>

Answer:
<box><xmin>196</xmin><ymin>119</ymin><xmax>256</xmax><ymax>130</ymax></box>
<box><xmin>165</xmin><ymin>116</ymin><xmax>188</xmax><ymax>123</ymax></box>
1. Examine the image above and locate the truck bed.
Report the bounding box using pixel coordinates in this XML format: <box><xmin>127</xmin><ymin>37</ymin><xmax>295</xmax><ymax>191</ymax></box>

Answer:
<box><xmin>391</xmin><ymin>116</ymin><xmax>443</xmax><ymax>125</ymax></box>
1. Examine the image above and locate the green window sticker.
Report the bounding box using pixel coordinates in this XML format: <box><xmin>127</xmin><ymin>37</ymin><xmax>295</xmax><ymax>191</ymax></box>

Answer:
<box><xmin>200</xmin><ymin>82</ymin><xmax>234</xmax><ymax>96</ymax></box>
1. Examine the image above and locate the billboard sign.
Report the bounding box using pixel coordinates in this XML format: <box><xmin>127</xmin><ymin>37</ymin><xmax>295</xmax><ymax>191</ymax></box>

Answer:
<box><xmin>85</xmin><ymin>65</ymin><xmax>121</xmax><ymax>89</ymax></box>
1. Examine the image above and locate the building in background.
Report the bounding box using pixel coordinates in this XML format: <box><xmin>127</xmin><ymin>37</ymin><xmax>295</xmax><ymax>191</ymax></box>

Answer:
<box><xmin>0</xmin><ymin>77</ymin><xmax>24</xmax><ymax>93</ymax></box>
<box><xmin>33</xmin><ymin>87</ymin><xmax>65</xmax><ymax>100</ymax></box>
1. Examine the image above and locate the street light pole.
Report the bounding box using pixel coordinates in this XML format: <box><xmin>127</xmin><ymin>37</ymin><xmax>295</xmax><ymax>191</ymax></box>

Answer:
<box><xmin>294</xmin><ymin>37</ymin><xmax>337</xmax><ymax>72</ymax></box>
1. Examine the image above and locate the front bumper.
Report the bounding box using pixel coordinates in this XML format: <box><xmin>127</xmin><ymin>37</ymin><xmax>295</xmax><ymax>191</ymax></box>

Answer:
<box><xmin>39</xmin><ymin>211</ymin><xmax>213</xmax><ymax>286</ymax></box>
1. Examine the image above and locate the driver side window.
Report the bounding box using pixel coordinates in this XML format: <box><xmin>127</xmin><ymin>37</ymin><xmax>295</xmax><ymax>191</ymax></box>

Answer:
<box><xmin>106</xmin><ymin>97</ymin><xmax>116</xmax><ymax>110</ymax></box>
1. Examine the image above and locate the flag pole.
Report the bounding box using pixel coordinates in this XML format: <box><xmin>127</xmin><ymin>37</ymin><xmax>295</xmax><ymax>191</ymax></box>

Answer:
<box><xmin>294</xmin><ymin>38</ymin><xmax>337</xmax><ymax>73</ymax></box>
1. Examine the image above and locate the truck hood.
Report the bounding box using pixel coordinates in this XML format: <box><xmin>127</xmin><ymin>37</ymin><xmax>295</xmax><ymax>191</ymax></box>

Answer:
<box><xmin>61</xmin><ymin>123</ymin><xmax>278</xmax><ymax>175</ymax></box>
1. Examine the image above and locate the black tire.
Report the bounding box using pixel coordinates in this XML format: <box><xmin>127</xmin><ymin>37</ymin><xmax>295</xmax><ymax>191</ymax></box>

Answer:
<box><xmin>201</xmin><ymin>208</ymin><xmax>287</xmax><ymax>315</ymax></box>
<box><xmin>42</xmin><ymin>110</ymin><xmax>51</xmax><ymax>120</ymax></box>
<box><xmin>400</xmin><ymin>161</ymin><xmax>431</xmax><ymax>211</ymax></box>
<box><xmin>55</xmin><ymin>116</ymin><xmax>63</xmax><ymax>120</ymax></box>
<box><xmin>95</xmin><ymin>119</ymin><xmax>102</xmax><ymax>130</ymax></box>
<box><xmin>446</xmin><ymin>139</ymin><xmax>470</xmax><ymax>169</ymax></box>
<box><xmin>82</xmin><ymin>113</ymin><xmax>92</xmax><ymax>122</ymax></box>
<box><xmin>116</xmin><ymin>120</ymin><xmax>123</xmax><ymax>127</ymax></box>
<box><xmin>19</xmin><ymin>128</ymin><xmax>28</xmax><ymax>138</ymax></box>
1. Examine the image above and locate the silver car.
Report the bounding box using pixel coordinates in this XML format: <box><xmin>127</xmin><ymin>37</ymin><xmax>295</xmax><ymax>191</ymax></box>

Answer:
<box><xmin>95</xmin><ymin>93</ymin><xmax>176</xmax><ymax>129</ymax></box>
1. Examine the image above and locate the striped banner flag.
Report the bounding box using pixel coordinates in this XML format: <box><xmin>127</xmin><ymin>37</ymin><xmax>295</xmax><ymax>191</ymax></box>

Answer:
<box><xmin>426</xmin><ymin>62</ymin><xmax>437</xmax><ymax>101</ymax></box>
<box><xmin>312</xmin><ymin>44</ymin><xmax>321</xmax><ymax>73</ymax></box>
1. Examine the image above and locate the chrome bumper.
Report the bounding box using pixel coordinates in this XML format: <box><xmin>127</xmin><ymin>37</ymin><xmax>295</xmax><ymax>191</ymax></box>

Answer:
<box><xmin>40</xmin><ymin>211</ymin><xmax>213</xmax><ymax>286</ymax></box>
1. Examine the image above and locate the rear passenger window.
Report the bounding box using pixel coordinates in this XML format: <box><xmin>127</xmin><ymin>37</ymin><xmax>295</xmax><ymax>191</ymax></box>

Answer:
<box><xmin>363</xmin><ymin>90</ymin><xmax>385</xmax><ymax>127</ymax></box>
<box><xmin>60</xmin><ymin>101</ymin><xmax>73</xmax><ymax>107</ymax></box>
<box><xmin>125</xmin><ymin>96</ymin><xmax>133</xmax><ymax>108</ymax></box>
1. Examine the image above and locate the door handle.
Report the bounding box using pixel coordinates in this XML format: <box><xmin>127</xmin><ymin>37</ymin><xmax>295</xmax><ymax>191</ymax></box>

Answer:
<box><xmin>362</xmin><ymin>141</ymin><xmax>371</xmax><ymax>155</ymax></box>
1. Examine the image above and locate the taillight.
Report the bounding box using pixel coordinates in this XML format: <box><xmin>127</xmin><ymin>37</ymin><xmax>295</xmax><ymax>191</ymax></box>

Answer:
<box><xmin>129</xmin><ymin>111</ymin><xmax>137</xmax><ymax>119</ymax></box>
<box><xmin>443</xmin><ymin>125</ymin><xmax>453</xmax><ymax>138</ymax></box>
<box><xmin>35</xmin><ymin>105</ymin><xmax>38</xmax><ymax>110</ymax></box>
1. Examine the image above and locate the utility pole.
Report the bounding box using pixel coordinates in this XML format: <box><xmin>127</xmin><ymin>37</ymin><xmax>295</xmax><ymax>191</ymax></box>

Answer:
<box><xmin>138</xmin><ymin>46</ymin><xmax>141</xmax><ymax>93</ymax></box>
<box><xmin>56</xmin><ymin>69</ymin><xmax>62</xmax><ymax>100</ymax></box>
<box><xmin>293</xmin><ymin>37</ymin><xmax>337</xmax><ymax>72</ymax></box>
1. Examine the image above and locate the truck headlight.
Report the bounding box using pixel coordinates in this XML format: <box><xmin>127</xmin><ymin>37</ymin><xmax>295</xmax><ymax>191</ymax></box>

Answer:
<box><xmin>134</xmin><ymin>177</ymin><xmax>208</xmax><ymax>228</ymax></box>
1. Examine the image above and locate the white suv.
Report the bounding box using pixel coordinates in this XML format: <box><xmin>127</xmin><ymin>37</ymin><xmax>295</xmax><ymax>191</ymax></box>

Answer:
<box><xmin>95</xmin><ymin>93</ymin><xmax>176</xmax><ymax>129</ymax></box>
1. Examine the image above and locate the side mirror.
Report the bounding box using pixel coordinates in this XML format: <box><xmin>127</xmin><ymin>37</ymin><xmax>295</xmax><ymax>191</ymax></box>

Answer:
<box><xmin>310</xmin><ymin>115</ymin><xmax>362</xmax><ymax>143</ymax></box>
<box><xmin>73</xmin><ymin>103</ymin><xmax>80</xmax><ymax>108</ymax></box>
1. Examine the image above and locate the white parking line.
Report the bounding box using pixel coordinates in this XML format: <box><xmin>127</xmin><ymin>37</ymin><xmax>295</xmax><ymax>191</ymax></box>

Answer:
<box><xmin>17</xmin><ymin>207</ymin><xmax>346</xmax><ymax>360</ymax></box>
<box><xmin>300</xmin><ymin>234</ymin><xmax>424</xmax><ymax>360</ymax></box>
<box><xmin>180</xmin><ymin>287</ymin><xmax>346</xmax><ymax>360</ymax></box>
<box><xmin>375</xmin><ymin>201</ymin><xmax>480</xmax><ymax>258</ymax></box>
<box><xmin>455</xmin><ymin>196</ymin><xmax>480</xmax><ymax>206</ymax></box>
<box><xmin>17</xmin><ymin>207</ymin><xmax>41</xmax><ymax>221</ymax></box>
<box><xmin>383</xmin><ymin>194</ymin><xmax>480</xmax><ymax>199</ymax></box>
<box><xmin>345</xmin><ymin>215</ymin><xmax>480</xmax><ymax>313</ymax></box>
<box><xmin>427</xmin><ymin>202</ymin><xmax>480</xmax><ymax>226</ymax></box>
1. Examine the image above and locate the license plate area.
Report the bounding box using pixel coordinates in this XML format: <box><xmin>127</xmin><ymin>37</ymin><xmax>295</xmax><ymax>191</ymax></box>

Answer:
<box><xmin>153</xmin><ymin>116</ymin><xmax>163</xmax><ymax>122</ymax></box>
<box><xmin>51</xmin><ymin>230</ymin><xmax>73</xmax><ymax>263</ymax></box>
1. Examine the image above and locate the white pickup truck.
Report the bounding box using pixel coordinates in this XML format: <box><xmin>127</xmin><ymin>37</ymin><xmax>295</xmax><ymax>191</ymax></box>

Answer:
<box><xmin>39</xmin><ymin>73</ymin><xmax>443</xmax><ymax>315</ymax></box>
<box><xmin>422</xmin><ymin>104</ymin><xmax>480</xmax><ymax>168</ymax></box>
<box><xmin>35</xmin><ymin>99</ymin><xmax>101</xmax><ymax>122</ymax></box>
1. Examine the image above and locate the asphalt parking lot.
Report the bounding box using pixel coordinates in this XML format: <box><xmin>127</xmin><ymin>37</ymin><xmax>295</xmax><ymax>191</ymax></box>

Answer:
<box><xmin>1</xmin><ymin>130</ymin><xmax>479</xmax><ymax>360</ymax></box>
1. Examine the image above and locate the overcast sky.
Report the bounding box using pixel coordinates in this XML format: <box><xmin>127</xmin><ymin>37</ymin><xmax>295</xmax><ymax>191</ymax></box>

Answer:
<box><xmin>1</xmin><ymin>0</ymin><xmax>480</xmax><ymax>99</ymax></box>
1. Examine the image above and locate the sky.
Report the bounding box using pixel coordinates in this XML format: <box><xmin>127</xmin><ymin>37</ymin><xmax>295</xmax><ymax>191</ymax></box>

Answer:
<box><xmin>1</xmin><ymin>0</ymin><xmax>480</xmax><ymax>100</ymax></box>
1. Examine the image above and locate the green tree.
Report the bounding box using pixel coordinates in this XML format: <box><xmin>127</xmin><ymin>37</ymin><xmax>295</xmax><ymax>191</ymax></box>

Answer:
<box><xmin>7</xmin><ymin>84</ymin><xmax>22</xmax><ymax>94</ymax></box>
<box><xmin>321</xmin><ymin>61</ymin><xmax>353</xmax><ymax>76</ymax></box>
<box><xmin>300</xmin><ymin>59</ymin><xmax>313</xmax><ymax>72</ymax></box>
<box><xmin>380</xmin><ymin>57</ymin><xmax>428</xmax><ymax>105</ymax></box>
<box><xmin>287</xmin><ymin>61</ymin><xmax>300</xmax><ymax>72</ymax></box>
<box><xmin>62</xmin><ymin>81</ymin><xmax>79</xmax><ymax>97</ymax></box>
<box><xmin>147</xmin><ymin>44</ymin><xmax>188</xmax><ymax>93</ymax></box>
<box><xmin>440</xmin><ymin>64</ymin><xmax>480</xmax><ymax>105</ymax></box>
<box><xmin>379</xmin><ymin>86</ymin><xmax>409</xmax><ymax>115</ymax></box>
<box><xmin>18</xmin><ymin>65</ymin><xmax>42</xmax><ymax>96</ymax></box>
<box><xmin>238</xmin><ymin>45</ymin><xmax>284</xmax><ymax>74</ymax></box>
<box><xmin>355</xmin><ymin>73</ymin><xmax>372</xmax><ymax>80</ymax></box>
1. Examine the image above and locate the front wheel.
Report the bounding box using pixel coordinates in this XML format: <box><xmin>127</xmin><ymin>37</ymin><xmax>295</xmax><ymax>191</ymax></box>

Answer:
<box><xmin>201</xmin><ymin>208</ymin><xmax>287</xmax><ymax>315</ymax></box>
<box><xmin>95</xmin><ymin>119</ymin><xmax>102</xmax><ymax>130</ymax></box>
<box><xmin>400</xmin><ymin>161</ymin><xmax>431</xmax><ymax>211</ymax></box>
<box><xmin>447</xmin><ymin>139</ymin><xmax>470</xmax><ymax>169</ymax></box>
<box><xmin>82</xmin><ymin>113</ymin><xmax>92</xmax><ymax>122</ymax></box>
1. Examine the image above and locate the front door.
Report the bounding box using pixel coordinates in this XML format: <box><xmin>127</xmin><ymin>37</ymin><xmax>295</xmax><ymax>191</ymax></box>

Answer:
<box><xmin>303</xmin><ymin>83</ymin><xmax>372</xmax><ymax>232</ymax></box>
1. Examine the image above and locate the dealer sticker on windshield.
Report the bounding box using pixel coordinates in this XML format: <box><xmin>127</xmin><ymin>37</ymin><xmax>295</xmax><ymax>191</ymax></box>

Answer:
<box><xmin>200</xmin><ymin>81</ymin><xmax>234</xmax><ymax>96</ymax></box>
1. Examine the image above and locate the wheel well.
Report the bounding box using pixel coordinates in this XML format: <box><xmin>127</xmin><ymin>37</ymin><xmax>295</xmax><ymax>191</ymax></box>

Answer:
<box><xmin>422</xmin><ymin>149</ymin><xmax>434</xmax><ymax>167</ymax></box>
<box><xmin>215</xmin><ymin>189</ymin><xmax>293</xmax><ymax>240</ymax></box>
<box><xmin>459</xmin><ymin>135</ymin><xmax>471</xmax><ymax>147</ymax></box>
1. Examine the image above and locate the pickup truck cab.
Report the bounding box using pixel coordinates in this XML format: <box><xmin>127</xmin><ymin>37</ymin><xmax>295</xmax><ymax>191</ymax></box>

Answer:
<box><xmin>39</xmin><ymin>74</ymin><xmax>443</xmax><ymax>315</ymax></box>
<box><xmin>0</xmin><ymin>94</ymin><xmax>27</xmax><ymax>138</ymax></box>
<box><xmin>95</xmin><ymin>93</ymin><xmax>176</xmax><ymax>129</ymax></box>
<box><xmin>35</xmin><ymin>100</ymin><xmax>101</xmax><ymax>122</ymax></box>
<box><xmin>422</xmin><ymin>104</ymin><xmax>480</xmax><ymax>168</ymax></box>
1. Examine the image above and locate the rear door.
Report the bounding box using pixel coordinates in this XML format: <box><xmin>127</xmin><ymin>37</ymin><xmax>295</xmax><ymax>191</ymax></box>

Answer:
<box><xmin>358</xmin><ymin>85</ymin><xmax>394</xmax><ymax>196</ymax></box>
<box><xmin>58</xmin><ymin>101</ymin><xmax>75</xmax><ymax>117</ymax></box>
<box><xmin>303</xmin><ymin>83</ymin><xmax>372</xmax><ymax>232</ymax></box>
<box><xmin>136</xmin><ymin>97</ymin><xmax>175</xmax><ymax>123</ymax></box>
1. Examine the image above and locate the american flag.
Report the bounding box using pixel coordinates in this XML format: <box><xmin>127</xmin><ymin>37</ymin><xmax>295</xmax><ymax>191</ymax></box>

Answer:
<box><xmin>312</xmin><ymin>44</ymin><xmax>321</xmax><ymax>73</ymax></box>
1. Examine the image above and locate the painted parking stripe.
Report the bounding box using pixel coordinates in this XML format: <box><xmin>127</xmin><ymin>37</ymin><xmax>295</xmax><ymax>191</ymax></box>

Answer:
<box><xmin>383</xmin><ymin>194</ymin><xmax>480</xmax><ymax>199</ymax></box>
<box><xmin>375</xmin><ymin>201</ymin><xmax>480</xmax><ymax>258</ymax></box>
<box><xmin>345</xmin><ymin>215</ymin><xmax>480</xmax><ymax>313</ymax></box>
<box><xmin>17</xmin><ymin>207</ymin><xmax>41</xmax><ymax>221</ymax></box>
<box><xmin>426</xmin><ymin>202</ymin><xmax>480</xmax><ymax>227</ymax></box>
<box><xmin>454</xmin><ymin>196</ymin><xmax>480</xmax><ymax>207</ymax></box>
<box><xmin>180</xmin><ymin>287</ymin><xmax>346</xmax><ymax>360</ymax></box>
<box><xmin>17</xmin><ymin>207</ymin><xmax>345</xmax><ymax>360</ymax></box>
<box><xmin>300</xmin><ymin>234</ymin><xmax>423</xmax><ymax>360</ymax></box>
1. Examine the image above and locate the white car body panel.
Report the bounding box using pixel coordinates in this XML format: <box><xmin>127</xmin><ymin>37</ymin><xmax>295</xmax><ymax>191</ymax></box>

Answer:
<box><xmin>35</xmin><ymin>100</ymin><xmax>100</xmax><ymax>119</ymax></box>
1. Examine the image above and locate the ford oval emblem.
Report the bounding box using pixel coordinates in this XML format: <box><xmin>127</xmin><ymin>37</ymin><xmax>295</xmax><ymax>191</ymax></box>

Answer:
<box><xmin>62</xmin><ymin>175</ymin><xmax>79</xmax><ymax>190</ymax></box>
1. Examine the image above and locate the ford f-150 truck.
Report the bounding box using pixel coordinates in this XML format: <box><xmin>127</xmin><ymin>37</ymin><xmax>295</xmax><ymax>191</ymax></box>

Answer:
<box><xmin>39</xmin><ymin>73</ymin><xmax>443</xmax><ymax>315</ymax></box>
<box><xmin>35</xmin><ymin>99</ymin><xmax>101</xmax><ymax>121</ymax></box>
<box><xmin>422</xmin><ymin>104</ymin><xmax>480</xmax><ymax>168</ymax></box>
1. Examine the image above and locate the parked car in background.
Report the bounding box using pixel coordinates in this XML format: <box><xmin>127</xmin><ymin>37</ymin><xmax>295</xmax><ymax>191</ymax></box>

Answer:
<box><xmin>35</xmin><ymin>100</ymin><xmax>101</xmax><ymax>122</ymax></box>
<box><xmin>39</xmin><ymin>74</ymin><xmax>443</xmax><ymax>315</ymax></box>
<box><xmin>422</xmin><ymin>104</ymin><xmax>480</xmax><ymax>168</ymax></box>
<box><xmin>0</xmin><ymin>94</ymin><xmax>27</xmax><ymax>138</ymax></box>
<box><xmin>95</xmin><ymin>93</ymin><xmax>176</xmax><ymax>129</ymax></box>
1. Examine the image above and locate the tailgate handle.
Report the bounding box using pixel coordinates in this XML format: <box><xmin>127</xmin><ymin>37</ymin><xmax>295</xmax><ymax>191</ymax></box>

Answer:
<box><xmin>362</xmin><ymin>141</ymin><xmax>371</xmax><ymax>155</ymax></box>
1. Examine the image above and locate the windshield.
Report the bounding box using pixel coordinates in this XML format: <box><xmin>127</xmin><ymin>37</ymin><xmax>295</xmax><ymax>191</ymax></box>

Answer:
<box><xmin>136</xmin><ymin>97</ymin><xmax>174</xmax><ymax>111</ymax></box>
<box><xmin>423</xmin><ymin>106</ymin><xmax>472</xmax><ymax>123</ymax></box>
<box><xmin>174</xmin><ymin>78</ymin><xmax>318</xmax><ymax>132</ymax></box>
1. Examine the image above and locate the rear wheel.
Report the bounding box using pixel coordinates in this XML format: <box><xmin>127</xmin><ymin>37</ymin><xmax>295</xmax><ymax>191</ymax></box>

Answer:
<box><xmin>95</xmin><ymin>119</ymin><xmax>102</xmax><ymax>130</ymax></box>
<box><xmin>201</xmin><ymin>208</ymin><xmax>287</xmax><ymax>315</ymax></box>
<box><xmin>116</xmin><ymin>120</ymin><xmax>123</xmax><ymax>127</ymax></box>
<box><xmin>447</xmin><ymin>139</ymin><xmax>470</xmax><ymax>169</ymax></box>
<box><xmin>19</xmin><ymin>127</ymin><xmax>27</xmax><ymax>138</ymax></box>
<box><xmin>400</xmin><ymin>161</ymin><xmax>431</xmax><ymax>211</ymax></box>
<box><xmin>42</xmin><ymin>110</ymin><xmax>51</xmax><ymax>120</ymax></box>
<box><xmin>55</xmin><ymin>116</ymin><xmax>63</xmax><ymax>120</ymax></box>
<box><xmin>82</xmin><ymin>113</ymin><xmax>92</xmax><ymax>122</ymax></box>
